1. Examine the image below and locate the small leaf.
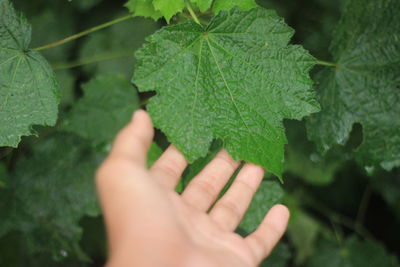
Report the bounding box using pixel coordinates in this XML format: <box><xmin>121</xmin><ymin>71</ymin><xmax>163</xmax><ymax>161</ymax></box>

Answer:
<box><xmin>190</xmin><ymin>0</ymin><xmax>213</xmax><ymax>12</ymax></box>
<box><xmin>61</xmin><ymin>73</ymin><xmax>139</xmax><ymax>147</ymax></box>
<box><xmin>133</xmin><ymin>7</ymin><xmax>319</xmax><ymax>178</ymax></box>
<box><xmin>125</xmin><ymin>0</ymin><xmax>162</xmax><ymax>20</ymax></box>
<box><xmin>212</xmin><ymin>0</ymin><xmax>258</xmax><ymax>13</ymax></box>
<box><xmin>306</xmin><ymin>0</ymin><xmax>400</xmax><ymax>171</ymax></box>
<box><xmin>0</xmin><ymin>0</ymin><xmax>59</xmax><ymax>147</ymax></box>
<box><xmin>152</xmin><ymin>0</ymin><xmax>185</xmax><ymax>23</ymax></box>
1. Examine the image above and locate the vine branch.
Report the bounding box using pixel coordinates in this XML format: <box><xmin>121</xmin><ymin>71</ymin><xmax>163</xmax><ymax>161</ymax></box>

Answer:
<box><xmin>52</xmin><ymin>50</ymin><xmax>135</xmax><ymax>70</ymax></box>
<box><xmin>33</xmin><ymin>15</ymin><xmax>133</xmax><ymax>51</ymax></box>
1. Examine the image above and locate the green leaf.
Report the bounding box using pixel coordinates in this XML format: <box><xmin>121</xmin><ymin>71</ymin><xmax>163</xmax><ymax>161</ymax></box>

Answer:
<box><xmin>307</xmin><ymin>237</ymin><xmax>400</xmax><ymax>267</ymax></box>
<box><xmin>306</xmin><ymin>0</ymin><xmax>400</xmax><ymax>171</ymax></box>
<box><xmin>125</xmin><ymin>0</ymin><xmax>162</xmax><ymax>20</ymax></box>
<box><xmin>190</xmin><ymin>0</ymin><xmax>213</xmax><ymax>12</ymax></box>
<box><xmin>0</xmin><ymin>0</ymin><xmax>59</xmax><ymax>147</ymax></box>
<box><xmin>0</xmin><ymin>133</ymin><xmax>101</xmax><ymax>261</ymax></box>
<box><xmin>153</xmin><ymin>0</ymin><xmax>185</xmax><ymax>23</ymax></box>
<box><xmin>133</xmin><ymin>7</ymin><xmax>319</xmax><ymax>178</ymax></box>
<box><xmin>212</xmin><ymin>0</ymin><xmax>258</xmax><ymax>13</ymax></box>
<box><xmin>61</xmin><ymin>73</ymin><xmax>139</xmax><ymax>147</ymax></box>
<box><xmin>239</xmin><ymin>181</ymin><xmax>284</xmax><ymax>233</ymax></box>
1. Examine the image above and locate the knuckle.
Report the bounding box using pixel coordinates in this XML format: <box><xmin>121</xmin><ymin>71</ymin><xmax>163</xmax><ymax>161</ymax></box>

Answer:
<box><xmin>216</xmin><ymin>151</ymin><xmax>238</xmax><ymax>171</ymax></box>
<box><xmin>251</xmin><ymin>234</ymin><xmax>268</xmax><ymax>253</ymax></box>
<box><xmin>192</xmin><ymin>179</ymin><xmax>218</xmax><ymax>199</ymax></box>
<box><xmin>155</xmin><ymin>160</ymin><xmax>181</xmax><ymax>179</ymax></box>
<box><xmin>235</xmin><ymin>180</ymin><xmax>257</xmax><ymax>195</ymax></box>
<box><xmin>218</xmin><ymin>199</ymin><xmax>241</xmax><ymax>221</ymax></box>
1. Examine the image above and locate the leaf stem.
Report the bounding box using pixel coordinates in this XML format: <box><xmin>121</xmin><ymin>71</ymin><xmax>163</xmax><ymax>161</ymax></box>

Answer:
<box><xmin>316</xmin><ymin>60</ymin><xmax>338</xmax><ymax>67</ymax></box>
<box><xmin>185</xmin><ymin>0</ymin><xmax>201</xmax><ymax>25</ymax></box>
<box><xmin>33</xmin><ymin>15</ymin><xmax>133</xmax><ymax>51</ymax></box>
<box><xmin>52</xmin><ymin>50</ymin><xmax>135</xmax><ymax>70</ymax></box>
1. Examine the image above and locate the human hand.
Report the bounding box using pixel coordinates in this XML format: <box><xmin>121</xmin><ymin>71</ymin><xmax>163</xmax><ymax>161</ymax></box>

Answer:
<box><xmin>96</xmin><ymin>110</ymin><xmax>290</xmax><ymax>267</ymax></box>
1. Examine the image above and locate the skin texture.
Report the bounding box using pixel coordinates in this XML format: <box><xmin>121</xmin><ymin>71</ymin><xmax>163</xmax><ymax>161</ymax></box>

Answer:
<box><xmin>96</xmin><ymin>110</ymin><xmax>290</xmax><ymax>267</ymax></box>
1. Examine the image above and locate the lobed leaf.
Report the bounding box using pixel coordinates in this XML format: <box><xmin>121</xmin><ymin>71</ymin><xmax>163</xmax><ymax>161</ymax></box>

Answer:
<box><xmin>0</xmin><ymin>0</ymin><xmax>59</xmax><ymax>148</ymax></box>
<box><xmin>306</xmin><ymin>0</ymin><xmax>400</xmax><ymax>171</ymax></box>
<box><xmin>133</xmin><ymin>7</ymin><xmax>319</xmax><ymax>178</ymax></box>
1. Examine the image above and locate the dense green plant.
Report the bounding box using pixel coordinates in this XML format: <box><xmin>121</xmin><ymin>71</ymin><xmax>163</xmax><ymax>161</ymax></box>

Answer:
<box><xmin>0</xmin><ymin>0</ymin><xmax>399</xmax><ymax>265</ymax></box>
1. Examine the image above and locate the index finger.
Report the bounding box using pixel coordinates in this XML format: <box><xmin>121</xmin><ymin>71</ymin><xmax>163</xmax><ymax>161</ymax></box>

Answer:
<box><xmin>109</xmin><ymin>110</ymin><xmax>154</xmax><ymax>166</ymax></box>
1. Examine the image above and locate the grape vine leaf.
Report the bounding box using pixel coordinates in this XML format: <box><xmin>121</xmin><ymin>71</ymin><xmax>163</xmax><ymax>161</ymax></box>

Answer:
<box><xmin>0</xmin><ymin>0</ymin><xmax>59</xmax><ymax>148</ymax></box>
<box><xmin>0</xmin><ymin>134</ymin><xmax>101</xmax><ymax>261</ymax></box>
<box><xmin>133</xmin><ymin>7</ymin><xmax>320</xmax><ymax>178</ymax></box>
<box><xmin>212</xmin><ymin>0</ymin><xmax>258</xmax><ymax>13</ymax></box>
<box><xmin>125</xmin><ymin>0</ymin><xmax>162</xmax><ymax>20</ymax></box>
<box><xmin>239</xmin><ymin>181</ymin><xmax>284</xmax><ymax>233</ymax></box>
<box><xmin>306</xmin><ymin>0</ymin><xmax>400</xmax><ymax>171</ymax></box>
<box><xmin>61</xmin><ymin>73</ymin><xmax>139</xmax><ymax>147</ymax></box>
<box><xmin>306</xmin><ymin>237</ymin><xmax>399</xmax><ymax>267</ymax></box>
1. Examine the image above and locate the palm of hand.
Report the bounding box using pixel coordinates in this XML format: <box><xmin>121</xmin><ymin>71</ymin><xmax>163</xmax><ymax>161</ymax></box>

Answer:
<box><xmin>97</xmin><ymin>111</ymin><xmax>289</xmax><ymax>267</ymax></box>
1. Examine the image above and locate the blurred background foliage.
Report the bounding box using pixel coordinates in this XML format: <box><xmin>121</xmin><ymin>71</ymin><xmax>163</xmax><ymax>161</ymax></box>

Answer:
<box><xmin>0</xmin><ymin>0</ymin><xmax>399</xmax><ymax>266</ymax></box>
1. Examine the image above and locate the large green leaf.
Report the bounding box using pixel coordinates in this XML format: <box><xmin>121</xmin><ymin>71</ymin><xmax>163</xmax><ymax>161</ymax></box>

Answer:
<box><xmin>0</xmin><ymin>0</ymin><xmax>59</xmax><ymax>147</ymax></box>
<box><xmin>133</xmin><ymin>7</ymin><xmax>319</xmax><ymax>178</ymax></box>
<box><xmin>0</xmin><ymin>134</ymin><xmax>101</xmax><ymax>261</ymax></box>
<box><xmin>61</xmin><ymin>73</ymin><xmax>139</xmax><ymax>147</ymax></box>
<box><xmin>306</xmin><ymin>237</ymin><xmax>399</xmax><ymax>267</ymax></box>
<box><xmin>306</xmin><ymin>0</ymin><xmax>400</xmax><ymax>171</ymax></box>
